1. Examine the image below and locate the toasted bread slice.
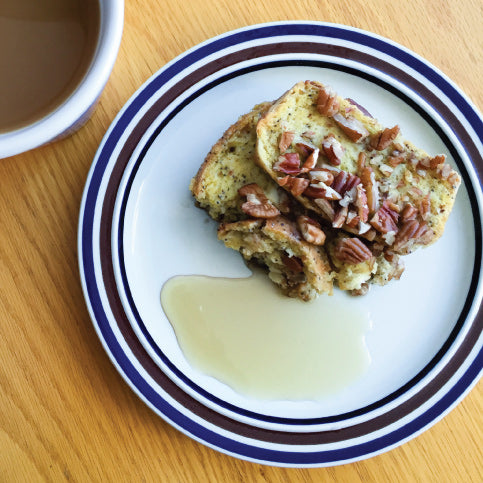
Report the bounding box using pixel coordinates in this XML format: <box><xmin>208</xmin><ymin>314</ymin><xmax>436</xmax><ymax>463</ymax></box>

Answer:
<box><xmin>256</xmin><ymin>80</ymin><xmax>461</xmax><ymax>254</ymax></box>
<box><xmin>190</xmin><ymin>102</ymin><xmax>290</xmax><ymax>222</ymax></box>
<box><xmin>218</xmin><ymin>217</ymin><xmax>334</xmax><ymax>301</ymax></box>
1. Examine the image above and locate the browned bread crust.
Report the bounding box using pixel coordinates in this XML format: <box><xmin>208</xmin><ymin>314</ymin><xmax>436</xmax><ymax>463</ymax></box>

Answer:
<box><xmin>218</xmin><ymin>216</ymin><xmax>333</xmax><ymax>300</ymax></box>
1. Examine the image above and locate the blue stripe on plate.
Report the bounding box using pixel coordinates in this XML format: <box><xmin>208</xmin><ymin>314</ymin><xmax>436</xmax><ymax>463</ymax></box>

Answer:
<box><xmin>115</xmin><ymin>59</ymin><xmax>481</xmax><ymax>425</ymax></box>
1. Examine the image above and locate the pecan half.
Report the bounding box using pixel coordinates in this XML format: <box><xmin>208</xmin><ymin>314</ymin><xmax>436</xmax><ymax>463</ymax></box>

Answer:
<box><xmin>238</xmin><ymin>183</ymin><xmax>280</xmax><ymax>218</ymax></box>
<box><xmin>297</xmin><ymin>215</ymin><xmax>326</xmax><ymax>245</ymax></box>
<box><xmin>332</xmin><ymin>113</ymin><xmax>369</xmax><ymax>143</ymax></box>
<box><xmin>334</xmin><ymin>237</ymin><xmax>373</xmax><ymax>264</ymax></box>
<box><xmin>393</xmin><ymin>219</ymin><xmax>433</xmax><ymax>251</ymax></box>
<box><xmin>370</xmin><ymin>200</ymin><xmax>399</xmax><ymax>234</ymax></box>
<box><xmin>370</xmin><ymin>125</ymin><xmax>400</xmax><ymax>151</ymax></box>
<box><xmin>277</xmin><ymin>176</ymin><xmax>310</xmax><ymax>197</ymax></box>
<box><xmin>321</xmin><ymin>134</ymin><xmax>344</xmax><ymax>166</ymax></box>
<box><xmin>279</xmin><ymin>130</ymin><xmax>295</xmax><ymax>153</ymax></box>
<box><xmin>316</xmin><ymin>87</ymin><xmax>339</xmax><ymax>116</ymax></box>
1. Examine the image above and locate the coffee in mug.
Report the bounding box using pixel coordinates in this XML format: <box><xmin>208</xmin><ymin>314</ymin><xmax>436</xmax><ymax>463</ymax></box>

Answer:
<box><xmin>0</xmin><ymin>0</ymin><xmax>100</xmax><ymax>133</ymax></box>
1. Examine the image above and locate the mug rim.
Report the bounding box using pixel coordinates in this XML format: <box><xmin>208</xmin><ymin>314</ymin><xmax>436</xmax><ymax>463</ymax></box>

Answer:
<box><xmin>0</xmin><ymin>0</ymin><xmax>125</xmax><ymax>159</ymax></box>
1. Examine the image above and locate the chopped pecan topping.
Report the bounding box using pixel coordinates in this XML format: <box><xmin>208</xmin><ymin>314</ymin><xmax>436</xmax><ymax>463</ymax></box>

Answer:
<box><xmin>301</xmin><ymin>148</ymin><xmax>319</xmax><ymax>172</ymax></box>
<box><xmin>370</xmin><ymin>200</ymin><xmax>399</xmax><ymax>234</ymax></box>
<box><xmin>316</xmin><ymin>87</ymin><xmax>339</xmax><ymax>116</ymax></box>
<box><xmin>447</xmin><ymin>171</ymin><xmax>460</xmax><ymax>186</ymax></box>
<box><xmin>383</xmin><ymin>249</ymin><xmax>395</xmax><ymax>262</ymax></box>
<box><xmin>436</xmin><ymin>163</ymin><xmax>451</xmax><ymax>179</ymax></box>
<box><xmin>354</xmin><ymin>184</ymin><xmax>369</xmax><ymax>223</ymax></box>
<box><xmin>437</xmin><ymin>163</ymin><xmax>460</xmax><ymax>187</ymax></box>
<box><xmin>408</xmin><ymin>186</ymin><xmax>424</xmax><ymax>198</ymax></box>
<box><xmin>309</xmin><ymin>168</ymin><xmax>334</xmax><ymax>186</ymax></box>
<box><xmin>297</xmin><ymin>216</ymin><xmax>326</xmax><ymax>245</ymax></box>
<box><xmin>295</xmin><ymin>141</ymin><xmax>316</xmax><ymax>158</ymax></box>
<box><xmin>379</xmin><ymin>163</ymin><xmax>393</xmax><ymax>177</ymax></box>
<box><xmin>332</xmin><ymin>205</ymin><xmax>348</xmax><ymax>228</ymax></box>
<box><xmin>393</xmin><ymin>220</ymin><xmax>433</xmax><ymax>251</ymax></box>
<box><xmin>357</xmin><ymin>152</ymin><xmax>367</xmax><ymax>171</ymax></box>
<box><xmin>238</xmin><ymin>183</ymin><xmax>264</xmax><ymax>198</ymax></box>
<box><xmin>370</xmin><ymin>125</ymin><xmax>400</xmax><ymax>150</ymax></box>
<box><xmin>334</xmin><ymin>237</ymin><xmax>373</xmax><ymax>264</ymax></box>
<box><xmin>314</xmin><ymin>198</ymin><xmax>335</xmax><ymax>221</ymax></box>
<box><xmin>346</xmin><ymin>210</ymin><xmax>360</xmax><ymax>228</ymax></box>
<box><xmin>277</xmin><ymin>176</ymin><xmax>310</xmax><ymax>196</ymax></box>
<box><xmin>238</xmin><ymin>183</ymin><xmax>280</xmax><ymax>218</ymax></box>
<box><xmin>358</xmin><ymin>222</ymin><xmax>372</xmax><ymax>235</ymax></box>
<box><xmin>401</xmin><ymin>203</ymin><xmax>418</xmax><ymax>221</ymax></box>
<box><xmin>387</xmin><ymin>153</ymin><xmax>406</xmax><ymax>167</ymax></box>
<box><xmin>360</xmin><ymin>166</ymin><xmax>379</xmax><ymax>214</ymax></box>
<box><xmin>364</xmin><ymin>228</ymin><xmax>377</xmax><ymax>241</ymax></box>
<box><xmin>274</xmin><ymin>153</ymin><xmax>301</xmax><ymax>175</ymax></box>
<box><xmin>304</xmin><ymin>182</ymin><xmax>342</xmax><ymax>201</ymax></box>
<box><xmin>281</xmin><ymin>253</ymin><xmax>304</xmax><ymax>273</ymax></box>
<box><xmin>418</xmin><ymin>154</ymin><xmax>445</xmax><ymax>170</ymax></box>
<box><xmin>331</xmin><ymin>171</ymin><xmax>361</xmax><ymax>197</ymax></box>
<box><xmin>279</xmin><ymin>131</ymin><xmax>295</xmax><ymax>153</ymax></box>
<box><xmin>321</xmin><ymin>134</ymin><xmax>344</xmax><ymax>166</ymax></box>
<box><xmin>382</xmin><ymin>231</ymin><xmax>397</xmax><ymax>245</ymax></box>
<box><xmin>419</xmin><ymin>193</ymin><xmax>431</xmax><ymax>221</ymax></box>
<box><xmin>332</xmin><ymin>113</ymin><xmax>369</xmax><ymax>143</ymax></box>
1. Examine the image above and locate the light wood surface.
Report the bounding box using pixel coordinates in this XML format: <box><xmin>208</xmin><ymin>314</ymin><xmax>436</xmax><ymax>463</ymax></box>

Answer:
<box><xmin>1</xmin><ymin>0</ymin><xmax>482</xmax><ymax>481</ymax></box>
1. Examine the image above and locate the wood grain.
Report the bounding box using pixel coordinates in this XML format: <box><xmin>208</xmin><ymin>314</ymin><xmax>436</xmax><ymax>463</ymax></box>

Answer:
<box><xmin>0</xmin><ymin>0</ymin><xmax>481</xmax><ymax>480</ymax></box>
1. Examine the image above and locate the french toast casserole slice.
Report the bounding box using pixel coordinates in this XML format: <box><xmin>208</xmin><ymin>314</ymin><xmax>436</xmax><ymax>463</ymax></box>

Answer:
<box><xmin>190</xmin><ymin>82</ymin><xmax>460</xmax><ymax>300</ymax></box>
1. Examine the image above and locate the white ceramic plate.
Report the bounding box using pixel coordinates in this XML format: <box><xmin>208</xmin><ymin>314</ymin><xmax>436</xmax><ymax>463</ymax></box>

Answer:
<box><xmin>79</xmin><ymin>22</ymin><xmax>483</xmax><ymax>467</ymax></box>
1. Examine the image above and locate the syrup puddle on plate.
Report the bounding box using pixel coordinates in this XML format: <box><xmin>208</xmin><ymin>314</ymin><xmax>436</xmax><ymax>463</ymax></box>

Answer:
<box><xmin>161</xmin><ymin>269</ymin><xmax>372</xmax><ymax>400</ymax></box>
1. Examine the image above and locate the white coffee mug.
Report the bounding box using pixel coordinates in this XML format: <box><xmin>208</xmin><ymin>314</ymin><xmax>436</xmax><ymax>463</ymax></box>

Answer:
<box><xmin>0</xmin><ymin>1</ymin><xmax>124</xmax><ymax>159</ymax></box>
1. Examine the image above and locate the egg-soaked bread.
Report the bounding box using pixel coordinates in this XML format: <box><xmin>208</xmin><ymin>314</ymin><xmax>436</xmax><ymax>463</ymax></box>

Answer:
<box><xmin>218</xmin><ymin>216</ymin><xmax>333</xmax><ymax>301</ymax></box>
<box><xmin>255</xmin><ymin>80</ymin><xmax>461</xmax><ymax>255</ymax></box>
<box><xmin>190</xmin><ymin>102</ymin><xmax>289</xmax><ymax>222</ymax></box>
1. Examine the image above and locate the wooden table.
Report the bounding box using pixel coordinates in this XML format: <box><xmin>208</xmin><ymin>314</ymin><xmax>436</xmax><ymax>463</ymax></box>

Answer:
<box><xmin>1</xmin><ymin>0</ymin><xmax>481</xmax><ymax>480</ymax></box>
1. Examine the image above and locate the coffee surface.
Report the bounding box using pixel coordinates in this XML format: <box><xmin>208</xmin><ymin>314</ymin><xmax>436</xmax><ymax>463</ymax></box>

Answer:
<box><xmin>0</xmin><ymin>0</ymin><xmax>100</xmax><ymax>132</ymax></box>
